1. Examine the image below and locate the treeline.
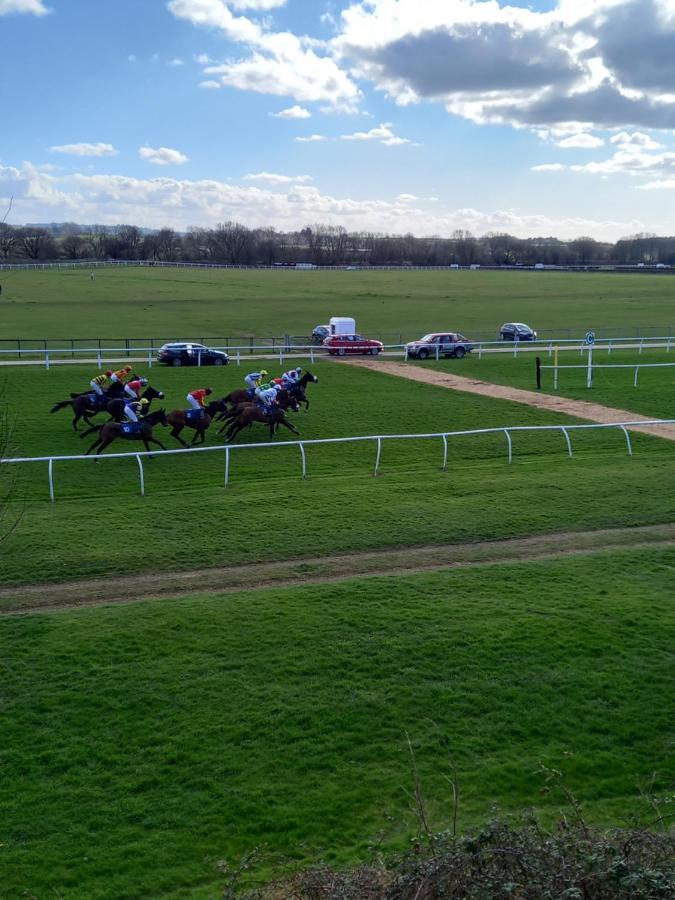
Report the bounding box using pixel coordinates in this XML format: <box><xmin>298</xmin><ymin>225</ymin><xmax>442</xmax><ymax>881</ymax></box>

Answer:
<box><xmin>2</xmin><ymin>221</ymin><xmax>675</xmax><ymax>267</ymax></box>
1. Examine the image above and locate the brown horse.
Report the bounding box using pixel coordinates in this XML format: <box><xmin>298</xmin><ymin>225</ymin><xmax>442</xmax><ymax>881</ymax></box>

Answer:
<box><xmin>166</xmin><ymin>399</ymin><xmax>227</xmax><ymax>447</ymax></box>
<box><xmin>216</xmin><ymin>389</ymin><xmax>298</xmax><ymax>434</ymax></box>
<box><xmin>84</xmin><ymin>409</ymin><xmax>168</xmax><ymax>456</ymax></box>
<box><xmin>224</xmin><ymin>405</ymin><xmax>300</xmax><ymax>443</ymax></box>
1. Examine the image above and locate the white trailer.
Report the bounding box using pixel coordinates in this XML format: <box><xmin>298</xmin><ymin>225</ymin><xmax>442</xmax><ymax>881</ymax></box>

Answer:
<box><xmin>329</xmin><ymin>316</ymin><xmax>356</xmax><ymax>336</ymax></box>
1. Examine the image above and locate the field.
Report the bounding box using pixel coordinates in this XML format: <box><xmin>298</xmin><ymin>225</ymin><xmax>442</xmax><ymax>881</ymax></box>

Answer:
<box><xmin>1</xmin><ymin>269</ymin><xmax>674</xmax><ymax>899</ymax></box>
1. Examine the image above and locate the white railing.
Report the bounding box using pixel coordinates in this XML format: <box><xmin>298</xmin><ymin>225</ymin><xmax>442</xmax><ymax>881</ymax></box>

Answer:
<box><xmin>0</xmin><ymin>336</ymin><xmax>674</xmax><ymax>369</ymax></box>
<box><xmin>541</xmin><ymin>358</ymin><xmax>675</xmax><ymax>388</ymax></box>
<box><xmin>2</xmin><ymin>420</ymin><xmax>673</xmax><ymax>502</ymax></box>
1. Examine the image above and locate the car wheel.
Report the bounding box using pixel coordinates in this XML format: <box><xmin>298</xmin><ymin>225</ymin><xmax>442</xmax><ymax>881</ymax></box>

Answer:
<box><xmin>417</xmin><ymin>348</ymin><xmax>429</xmax><ymax>360</ymax></box>
<box><xmin>338</xmin><ymin>348</ymin><xmax>346</xmax><ymax>356</ymax></box>
<box><xmin>454</xmin><ymin>346</ymin><xmax>466</xmax><ymax>359</ymax></box>
<box><xmin>213</xmin><ymin>358</ymin><xmax>224</xmax><ymax>366</ymax></box>
<box><xmin>370</xmin><ymin>347</ymin><xmax>380</xmax><ymax>355</ymax></box>
<box><xmin>171</xmin><ymin>358</ymin><xmax>182</xmax><ymax>367</ymax></box>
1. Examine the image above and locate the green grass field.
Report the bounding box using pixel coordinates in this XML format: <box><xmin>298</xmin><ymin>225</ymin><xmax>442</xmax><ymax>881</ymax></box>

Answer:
<box><xmin>2</xmin><ymin>552</ymin><xmax>674</xmax><ymax>899</ymax></box>
<box><xmin>1</xmin><ymin>269</ymin><xmax>673</xmax><ymax>899</ymax></box>
<box><xmin>1</xmin><ymin>267</ymin><xmax>674</xmax><ymax>342</ymax></box>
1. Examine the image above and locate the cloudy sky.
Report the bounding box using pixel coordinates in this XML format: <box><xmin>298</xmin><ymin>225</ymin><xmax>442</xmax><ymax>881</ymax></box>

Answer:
<box><xmin>2</xmin><ymin>0</ymin><xmax>675</xmax><ymax>239</ymax></box>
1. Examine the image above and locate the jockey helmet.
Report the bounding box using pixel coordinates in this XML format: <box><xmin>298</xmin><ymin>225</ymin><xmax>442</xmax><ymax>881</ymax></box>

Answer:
<box><xmin>140</xmin><ymin>398</ymin><xmax>149</xmax><ymax>406</ymax></box>
<box><xmin>124</xmin><ymin>365</ymin><xmax>132</xmax><ymax>372</ymax></box>
<box><xmin>139</xmin><ymin>377</ymin><xmax>148</xmax><ymax>385</ymax></box>
<box><xmin>105</xmin><ymin>370</ymin><xmax>113</xmax><ymax>377</ymax></box>
<box><xmin>205</xmin><ymin>387</ymin><xmax>213</xmax><ymax>394</ymax></box>
<box><xmin>260</xmin><ymin>369</ymin><xmax>268</xmax><ymax>377</ymax></box>
<box><xmin>295</xmin><ymin>367</ymin><xmax>302</xmax><ymax>374</ymax></box>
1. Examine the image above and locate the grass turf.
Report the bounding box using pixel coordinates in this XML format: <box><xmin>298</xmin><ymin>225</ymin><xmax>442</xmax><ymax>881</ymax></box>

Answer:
<box><xmin>1</xmin><ymin>360</ymin><xmax>674</xmax><ymax>586</ymax></box>
<box><xmin>1</xmin><ymin>551</ymin><xmax>673</xmax><ymax>899</ymax></box>
<box><xmin>1</xmin><ymin>268</ymin><xmax>675</xmax><ymax>343</ymax></box>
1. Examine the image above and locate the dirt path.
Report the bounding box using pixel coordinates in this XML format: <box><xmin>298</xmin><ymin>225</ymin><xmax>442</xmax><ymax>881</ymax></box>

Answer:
<box><xmin>343</xmin><ymin>359</ymin><xmax>675</xmax><ymax>442</ymax></box>
<box><xmin>1</xmin><ymin>523</ymin><xmax>674</xmax><ymax>615</ymax></box>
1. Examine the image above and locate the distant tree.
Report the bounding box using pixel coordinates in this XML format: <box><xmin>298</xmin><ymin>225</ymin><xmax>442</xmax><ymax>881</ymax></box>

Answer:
<box><xmin>0</xmin><ymin>223</ymin><xmax>18</xmax><ymax>260</ymax></box>
<box><xmin>18</xmin><ymin>227</ymin><xmax>57</xmax><ymax>260</ymax></box>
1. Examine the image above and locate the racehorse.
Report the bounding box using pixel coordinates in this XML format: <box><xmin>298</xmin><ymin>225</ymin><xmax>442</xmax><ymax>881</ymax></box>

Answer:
<box><xmin>216</xmin><ymin>389</ymin><xmax>299</xmax><ymax>434</ymax></box>
<box><xmin>50</xmin><ymin>377</ymin><xmax>155</xmax><ymax>432</ymax></box>
<box><xmin>84</xmin><ymin>409</ymin><xmax>168</xmax><ymax>456</ymax></box>
<box><xmin>166</xmin><ymin>399</ymin><xmax>228</xmax><ymax>447</ymax></box>
<box><xmin>224</xmin><ymin>405</ymin><xmax>300</xmax><ymax>443</ymax></box>
<box><xmin>218</xmin><ymin>370</ymin><xmax>318</xmax><ymax>415</ymax></box>
<box><xmin>78</xmin><ymin>386</ymin><xmax>166</xmax><ymax>438</ymax></box>
<box><xmin>287</xmin><ymin>370</ymin><xmax>319</xmax><ymax>410</ymax></box>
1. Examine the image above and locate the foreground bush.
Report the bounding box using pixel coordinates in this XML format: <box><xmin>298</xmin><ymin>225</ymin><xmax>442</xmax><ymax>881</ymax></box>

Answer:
<box><xmin>241</xmin><ymin>818</ymin><xmax>674</xmax><ymax>899</ymax></box>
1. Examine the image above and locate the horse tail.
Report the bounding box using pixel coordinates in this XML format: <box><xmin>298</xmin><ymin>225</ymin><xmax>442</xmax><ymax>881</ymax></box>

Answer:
<box><xmin>50</xmin><ymin>400</ymin><xmax>71</xmax><ymax>413</ymax></box>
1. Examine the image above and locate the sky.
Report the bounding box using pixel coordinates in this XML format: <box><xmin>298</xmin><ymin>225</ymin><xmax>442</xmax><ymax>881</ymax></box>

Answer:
<box><xmin>2</xmin><ymin>0</ymin><xmax>675</xmax><ymax>240</ymax></box>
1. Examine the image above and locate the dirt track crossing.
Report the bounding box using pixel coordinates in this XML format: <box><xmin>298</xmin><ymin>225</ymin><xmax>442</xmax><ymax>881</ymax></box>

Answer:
<box><xmin>342</xmin><ymin>359</ymin><xmax>675</xmax><ymax>442</ymax></box>
<box><xmin>1</xmin><ymin>523</ymin><xmax>675</xmax><ymax>615</ymax></box>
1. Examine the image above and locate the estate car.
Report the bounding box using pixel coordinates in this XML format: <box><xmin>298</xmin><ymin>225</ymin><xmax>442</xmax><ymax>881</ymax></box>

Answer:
<box><xmin>405</xmin><ymin>332</ymin><xmax>473</xmax><ymax>359</ymax></box>
<box><xmin>157</xmin><ymin>342</ymin><xmax>229</xmax><ymax>366</ymax></box>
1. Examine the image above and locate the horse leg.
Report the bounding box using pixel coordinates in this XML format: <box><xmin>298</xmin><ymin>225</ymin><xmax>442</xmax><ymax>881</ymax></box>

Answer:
<box><xmin>279</xmin><ymin>418</ymin><xmax>300</xmax><ymax>436</ymax></box>
<box><xmin>171</xmin><ymin>425</ymin><xmax>188</xmax><ymax>448</ymax></box>
<box><xmin>147</xmin><ymin>437</ymin><xmax>167</xmax><ymax>451</ymax></box>
<box><xmin>72</xmin><ymin>411</ymin><xmax>81</xmax><ymax>431</ymax></box>
<box><xmin>85</xmin><ymin>437</ymin><xmax>102</xmax><ymax>455</ymax></box>
<box><xmin>80</xmin><ymin>423</ymin><xmax>103</xmax><ymax>439</ymax></box>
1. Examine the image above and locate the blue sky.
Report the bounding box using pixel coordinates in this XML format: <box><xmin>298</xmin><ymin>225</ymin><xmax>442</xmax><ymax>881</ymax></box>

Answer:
<box><xmin>2</xmin><ymin>0</ymin><xmax>675</xmax><ymax>239</ymax></box>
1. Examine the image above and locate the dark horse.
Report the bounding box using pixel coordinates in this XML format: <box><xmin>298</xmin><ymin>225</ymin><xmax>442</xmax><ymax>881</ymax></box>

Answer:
<box><xmin>84</xmin><ymin>409</ymin><xmax>168</xmax><ymax>456</ymax></box>
<box><xmin>218</xmin><ymin>370</ymin><xmax>318</xmax><ymax>415</ymax></box>
<box><xmin>166</xmin><ymin>399</ymin><xmax>228</xmax><ymax>447</ymax></box>
<box><xmin>50</xmin><ymin>376</ymin><xmax>149</xmax><ymax>431</ymax></box>
<box><xmin>216</xmin><ymin>389</ymin><xmax>299</xmax><ymax>435</ymax></box>
<box><xmin>224</xmin><ymin>405</ymin><xmax>300</xmax><ymax>443</ymax></box>
<box><xmin>78</xmin><ymin>386</ymin><xmax>166</xmax><ymax>438</ymax></box>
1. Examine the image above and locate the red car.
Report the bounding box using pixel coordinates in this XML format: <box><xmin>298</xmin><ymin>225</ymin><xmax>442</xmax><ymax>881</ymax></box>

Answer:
<box><xmin>324</xmin><ymin>334</ymin><xmax>384</xmax><ymax>356</ymax></box>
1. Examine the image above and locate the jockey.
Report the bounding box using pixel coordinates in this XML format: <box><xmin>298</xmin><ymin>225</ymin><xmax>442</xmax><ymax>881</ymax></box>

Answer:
<box><xmin>123</xmin><ymin>397</ymin><xmax>149</xmax><ymax>423</ymax></box>
<box><xmin>124</xmin><ymin>377</ymin><xmax>148</xmax><ymax>400</ymax></box>
<box><xmin>255</xmin><ymin>385</ymin><xmax>278</xmax><ymax>410</ymax></box>
<box><xmin>90</xmin><ymin>371</ymin><xmax>113</xmax><ymax>397</ymax></box>
<box><xmin>281</xmin><ymin>366</ymin><xmax>302</xmax><ymax>387</ymax></box>
<box><xmin>110</xmin><ymin>365</ymin><xmax>133</xmax><ymax>386</ymax></box>
<box><xmin>244</xmin><ymin>370</ymin><xmax>268</xmax><ymax>391</ymax></box>
<box><xmin>187</xmin><ymin>387</ymin><xmax>212</xmax><ymax>413</ymax></box>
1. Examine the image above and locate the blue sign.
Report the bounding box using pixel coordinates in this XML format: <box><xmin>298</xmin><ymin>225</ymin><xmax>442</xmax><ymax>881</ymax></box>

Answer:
<box><xmin>585</xmin><ymin>330</ymin><xmax>596</xmax><ymax>345</ymax></box>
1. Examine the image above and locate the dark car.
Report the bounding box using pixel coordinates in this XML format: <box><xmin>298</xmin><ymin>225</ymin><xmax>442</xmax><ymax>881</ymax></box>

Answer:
<box><xmin>157</xmin><ymin>342</ymin><xmax>229</xmax><ymax>367</ymax></box>
<box><xmin>311</xmin><ymin>325</ymin><xmax>330</xmax><ymax>343</ymax></box>
<box><xmin>499</xmin><ymin>323</ymin><xmax>537</xmax><ymax>341</ymax></box>
<box><xmin>405</xmin><ymin>332</ymin><xmax>473</xmax><ymax>359</ymax></box>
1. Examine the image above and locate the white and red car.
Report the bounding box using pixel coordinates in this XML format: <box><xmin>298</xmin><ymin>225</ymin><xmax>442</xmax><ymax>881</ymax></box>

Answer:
<box><xmin>323</xmin><ymin>334</ymin><xmax>384</xmax><ymax>356</ymax></box>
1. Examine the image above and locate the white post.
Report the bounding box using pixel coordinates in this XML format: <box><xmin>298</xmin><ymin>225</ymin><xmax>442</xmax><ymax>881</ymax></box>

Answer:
<box><xmin>620</xmin><ymin>425</ymin><xmax>633</xmax><ymax>456</ymax></box>
<box><xmin>504</xmin><ymin>429</ymin><xmax>513</xmax><ymax>464</ymax></box>
<box><xmin>148</xmin><ymin>351</ymin><xmax>152</xmax><ymax>368</ymax></box>
<box><xmin>639</xmin><ymin>338</ymin><xmax>644</xmax><ymax>355</ymax></box>
<box><xmin>97</xmin><ymin>349</ymin><xmax>102</xmax><ymax>369</ymax></box>
<box><xmin>45</xmin><ymin>350</ymin><xmax>50</xmax><ymax>370</ymax></box>
<box><xmin>514</xmin><ymin>341</ymin><xmax>518</xmax><ymax>357</ymax></box>
<box><xmin>236</xmin><ymin>351</ymin><xmax>240</xmax><ymax>367</ymax></box>
<box><xmin>560</xmin><ymin>427</ymin><xmax>573</xmax><ymax>458</ymax></box>
<box><xmin>607</xmin><ymin>340</ymin><xmax>612</xmax><ymax>355</ymax></box>
<box><xmin>299</xmin><ymin>442</ymin><xmax>307</xmax><ymax>479</ymax></box>
<box><xmin>435</xmin><ymin>343</ymin><xmax>440</xmax><ymax>361</ymax></box>
<box><xmin>478</xmin><ymin>343</ymin><xmax>483</xmax><ymax>360</ymax></box>
<box><xmin>279</xmin><ymin>348</ymin><xmax>283</xmax><ymax>365</ymax></box>
<box><xmin>586</xmin><ymin>346</ymin><xmax>593</xmax><ymax>388</ymax></box>
<box><xmin>310</xmin><ymin>348</ymin><xmax>315</xmax><ymax>364</ymax></box>
<box><xmin>405</xmin><ymin>345</ymin><xmax>409</xmax><ymax>361</ymax></box>
<box><xmin>374</xmin><ymin>436</ymin><xmax>382</xmax><ymax>476</ymax></box>
<box><xmin>136</xmin><ymin>453</ymin><xmax>145</xmax><ymax>496</ymax></box>
<box><xmin>48</xmin><ymin>458</ymin><xmax>55</xmax><ymax>502</ymax></box>
<box><xmin>667</xmin><ymin>337</ymin><xmax>672</xmax><ymax>353</ymax></box>
<box><xmin>633</xmin><ymin>366</ymin><xmax>639</xmax><ymax>387</ymax></box>
<box><xmin>548</xmin><ymin>342</ymin><xmax>553</xmax><ymax>358</ymax></box>
<box><xmin>224</xmin><ymin>447</ymin><xmax>230</xmax><ymax>487</ymax></box>
<box><xmin>197</xmin><ymin>351</ymin><xmax>201</xmax><ymax>367</ymax></box>
<box><xmin>441</xmin><ymin>434</ymin><xmax>448</xmax><ymax>471</ymax></box>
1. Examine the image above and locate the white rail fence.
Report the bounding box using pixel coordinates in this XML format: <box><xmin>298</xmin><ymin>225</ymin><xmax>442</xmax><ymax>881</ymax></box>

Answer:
<box><xmin>2</xmin><ymin>420</ymin><xmax>673</xmax><ymax>502</ymax></box>
<box><xmin>541</xmin><ymin>358</ymin><xmax>675</xmax><ymax>388</ymax></box>
<box><xmin>0</xmin><ymin>336</ymin><xmax>674</xmax><ymax>369</ymax></box>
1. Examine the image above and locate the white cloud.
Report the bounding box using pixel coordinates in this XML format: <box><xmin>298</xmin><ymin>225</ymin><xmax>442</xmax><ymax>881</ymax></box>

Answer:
<box><xmin>244</xmin><ymin>172</ymin><xmax>313</xmax><ymax>184</ymax></box>
<box><xmin>610</xmin><ymin>131</ymin><xmax>665</xmax><ymax>149</ymax></box>
<box><xmin>270</xmin><ymin>104</ymin><xmax>311</xmax><ymax>119</ymax></box>
<box><xmin>0</xmin><ymin>0</ymin><xmax>48</xmax><ymax>14</ymax></box>
<box><xmin>340</xmin><ymin>122</ymin><xmax>413</xmax><ymax>145</ymax></box>
<box><xmin>199</xmin><ymin>80</ymin><xmax>221</xmax><ymax>88</ymax></box>
<box><xmin>295</xmin><ymin>134</ymin><xmax>327</xmax><ymax>142</ymax></box>
<box><xmin>50</xmin><ymin>142</ymin><xmax>118</xmax><ymax>157</ymax></box>
<box><xmin>228</xmin><ymin>0</ymin><xmax>286</xmax><ymax>8</ymax></box>
<box><xmin>531</xmin><ymin>163</ymin><xmax>567</xmax><ymax>171</ymax></box>
<box><xmin>139</xmin><ymin>146</ymin><xmax>189</xmax><ymax>165</ymax></box>
<box><xmin>169</xmin><ymin>0</ymin><xmax>361</xmax><ymax>109</ymax></box>
<box><xmin>556</xmin><ymin>133</ymin><xmax>605</xmax><ymax>148</ymax></box>
<box><xmin>168</xmin><ymin>57</ymin><xmax>185</xmax><ymax>66</ymax></box>
<box><xmin>0</xmin><ymin>158</ymin><xmax>648</xmax><ymax>241</ymax></box>
<box><xmin>128</xmin><ymin>54</ymin><xmax>137</xmax><ymax>62</ymax></box>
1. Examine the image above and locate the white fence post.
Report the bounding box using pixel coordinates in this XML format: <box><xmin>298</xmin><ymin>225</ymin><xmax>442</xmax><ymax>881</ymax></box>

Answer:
<box><xmin>236</xmin><ymin>351</ymin><xmax>240</xmax><ymax>367</ymax></box>
<box><xmin>374</xmin><ymin>437</ymin><xmax>382</xmax><ymax>476</ymax></box>
<box><xmin>136</xmin><ymin>454</ymin><xmax>145</xmax><ymax>496</ymax></box>
<box><xmin>310</xmin><ymin>348</ymin><xmax>315</xmax><ymax>364</ymax></box>
<box><xmin>299</xmin><ymin>442</ymin><xmax>307</xmax><ymax>479</ymax></box>
<box><xmin>504</xmin><ymin>429</ymin><xmax>513</xmax><ymax>464</ymax></box>
<box><xmin>560</xmin><ymin>427</ymin><xmax>573</xmax><ymax>457</ymax></box>
<box><xmin>634</xmin><ymin>366</ymin><xmax>639</xmax><ymax>387</ymax></box>
<box><xmin>586</xmin><ymin>346</ymin><xmax>593</xmax><ymax>388</ymax></box>
<box><xmin>620</xmin><ymin>425</ymin><xmax>633</xmax><ymax>456</ymax></box>
<box><xmin>97</xmin><ymin>349</ymin><xmax>102</xmax><ymax>369</ymax></box>
<box><xmin>148</xmin><ymin>351</ymin><xmax>152</xmax><ymax>368</ymax></box>
<box><xmin>45</xmin><ymin>350</ymin><xmax>50</xmax><ymax>370</ymax></box>
<box><xmin>48</xmin><ymin>458</ymin><xmax>55</xmax><ymax>502</ymax></box>
<box><xmin>441</xmin><ymin>434</ymin><xmax>448</xmax><ymax>471</ymax></box>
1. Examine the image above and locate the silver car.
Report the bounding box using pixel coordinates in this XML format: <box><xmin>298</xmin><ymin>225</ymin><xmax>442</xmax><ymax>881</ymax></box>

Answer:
<box><xmin>406</xmin><ymin>332</ymin><xmax>473</xmax><ymax>359</ymax></box>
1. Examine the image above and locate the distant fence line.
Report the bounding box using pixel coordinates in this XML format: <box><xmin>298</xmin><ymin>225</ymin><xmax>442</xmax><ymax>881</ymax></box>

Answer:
<box><xmin>540</xmin><ymin>358</ymin><xmax>675</xmax><ymax>389</ymax></box>
<box><xmin>0</xmin><ymin>336</ymin><xmax>673</xmax><ymax>369</ymax></box>
<box><xmin>2</xmin><ymin>420</ymin><xmax>673</xmax><ymax>502</ymax></box>
<box><xmin>0</xmin><ymin>259</ymin><xmax>673</xmax><ymax>275</ymax></box>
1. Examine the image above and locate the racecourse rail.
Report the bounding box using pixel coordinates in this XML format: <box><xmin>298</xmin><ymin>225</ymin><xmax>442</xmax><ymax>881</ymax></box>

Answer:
<box><xmin>1</xmin><ymin>336</ymin><xmax>674</xmax><ymax>368</ymax></box>
<box><xmin>3</xmin><ymin>420</ymin><xmax>674</xmax><ymax>502</ymax></box>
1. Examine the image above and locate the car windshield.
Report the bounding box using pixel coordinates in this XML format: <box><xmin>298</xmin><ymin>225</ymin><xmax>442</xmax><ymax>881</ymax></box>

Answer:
<box><xmin>419</xmin><ymin>334</ymin><xmax>436</xmax><ymax>342</ymax></box>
